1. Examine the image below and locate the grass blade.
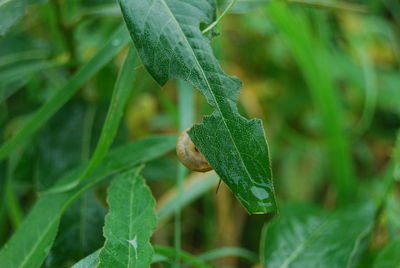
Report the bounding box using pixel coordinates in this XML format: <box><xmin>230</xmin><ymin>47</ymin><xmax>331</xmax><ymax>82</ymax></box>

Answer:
<box><xmin>0</xmin><ymin>135</ymin><xmax>175</xmax><ymax>268</ymax></box>
<box><xmin>266</xmin><ymin>1</ymin><xmax>356</xmax><ymax>202</ymax></box>
<box><xmin>0</xmin><ymin>25</ymin><xmax>130</xmax><ymax>162</ymax></box>
<box><xmin>48</xmin><ymin>47</ymin><xmax>139</xmax><ymax>193</ymax></box>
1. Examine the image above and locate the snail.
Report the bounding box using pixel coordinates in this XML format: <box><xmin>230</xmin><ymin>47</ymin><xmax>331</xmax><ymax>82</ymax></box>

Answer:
<box><xmin>176</xmin><ymin>128</ymin><xmax>212</xmax><ymax>172</ymax></box>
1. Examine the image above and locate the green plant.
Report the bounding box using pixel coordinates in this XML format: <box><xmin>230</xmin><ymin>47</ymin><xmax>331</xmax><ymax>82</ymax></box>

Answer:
<box><xmin>0</xmin><ymin>0</ymin><xmax>399</xmax><ymax>267</ymax></box>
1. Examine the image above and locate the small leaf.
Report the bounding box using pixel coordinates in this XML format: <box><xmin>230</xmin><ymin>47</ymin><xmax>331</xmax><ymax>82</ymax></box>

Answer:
<box><xmin>0</xmin><ymin>135</ymin><xmax>175</xmax><ymax>268</ymax></box>
<box><xmin>119</xmin><ymin>0</ymin><xmax>276</xmax><ymax>214</ymax></box>
<box><xmin>261</xmin><ymin>202</ymin><xmax>376</xmax><ymax>268</ymax></box>
<box><xmin>97</xmin><ymin>169</ymin><xmax>156</xmax><ymax>268</ymax></box>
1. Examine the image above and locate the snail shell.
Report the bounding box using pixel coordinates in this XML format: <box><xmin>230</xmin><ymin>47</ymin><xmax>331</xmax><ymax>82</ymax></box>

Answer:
<box><xmin>176</xmin><ymin>128</ymin><xmax>212</xmax><ymax>172</ymax></box>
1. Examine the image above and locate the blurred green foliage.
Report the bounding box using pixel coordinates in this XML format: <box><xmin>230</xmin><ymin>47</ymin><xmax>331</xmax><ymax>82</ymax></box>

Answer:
<box><xmin>0</xmin><ymin>0</ymin><xmax>399</xmax><ymax>267</ymax></box>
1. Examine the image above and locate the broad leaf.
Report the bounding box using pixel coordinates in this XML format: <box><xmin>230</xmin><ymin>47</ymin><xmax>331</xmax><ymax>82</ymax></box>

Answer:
<box><xmin>373</xmin><ymin>239</ymin><xmax>400</xmax><ymax>268</ymax></box>
<box><xmin>98</xmin><ymin>169</ymin><xmax>156</xmax><ymax>268</ymax></box>
<box><xmin>0</xmin><ymin>0</ymin><xmax>45</xmax><ymax>36</ymax></box>
<box><xmin>0</xmin><ymin>135</ymin><xmax>175</xmax><ymax>268</ymax></box>
<box><xmin>119</xmin><ymin>0</ymin><xmax>276</xmax><ymax>214</ymax></box>
<box><xmin>261</xmin><ymin>202</ymin><xmax>376</xmax><ymax>268</ymax></box>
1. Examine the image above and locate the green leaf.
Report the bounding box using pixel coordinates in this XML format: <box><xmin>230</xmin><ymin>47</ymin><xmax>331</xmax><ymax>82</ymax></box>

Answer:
<box><xmin>0</xmin><ymin>25</ymin><xmax>130</xmax><ymax>162</ymax></box>
<box><xmin>373</xmin><ymin>239</ymin><xmax>400</xmax><ymax>268</ymax></box>
<box><xmin>45</xmin><ymin>190</ymin><xmax>106</xmax><ymax>267</ymax></box>
<box><xmin>97</xmin><ymin>169</ymin><xmax>156</xmax><ymax>268</ymax></box>
<box><xmin>118</xmin><ymin>0</ymin><xmax>276</xmax><ymax>214</ymax></box>
<box><xmin>49</xmin><ymin>47</ymin><xmax>139</xmax><ymax>193</ymax></box>
<box><xmin>261</xmin><ymin>202</ymin><xmax>376</xmax><ymax>268</ymax></box>
<box><xmin>0</xmin><ymin>0</ymin><xmax>46</xmax><ymax>36</ymax></box>
<box><xmin>0</xmin><ymin>135</ymin><xmax>175</xmax><ymax>268</ymax></box>
<box><xmin>157</xmin><ymin>171</ymin><xmax>219</xmax><ymax>223</ymax></box>
<box><xmin>71</xmin><ymin>250</ymin><xmax>100</xmax><ymax>268</ymax></box>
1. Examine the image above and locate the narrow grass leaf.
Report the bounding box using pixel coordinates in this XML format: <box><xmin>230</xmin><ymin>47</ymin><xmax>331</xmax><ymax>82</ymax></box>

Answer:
<box><xmin>0</xmin><ymin>135</ymin><xmax>175</xmax><ymax>268</ymax></box>
<box><xmin>48</xmin><ymin>47</ymin><xmax>139</xmax><ymax>193</ymax></box>
<box><xmin>119</xmin><ymin>0</ymin><xmax>277</xmax><ymax>214</ymax></box>
<box><xmin>157</xmin><ymin>171</ymin><xmax>219</xmax><ymax>223</ymax></box>
<box><xmin>0</xmin><ymin>25</ymin><xmax>130</xmax><ymax>162</ymax></box>
<box><xmin>97</xmin><ymin>169</ymin><xmax>156</xmax><ymax>268</ymax></box>
<box><xmin>266</xmin><ymin>1</ymin><xmax>355</xmax><ymax>202</ymax></box>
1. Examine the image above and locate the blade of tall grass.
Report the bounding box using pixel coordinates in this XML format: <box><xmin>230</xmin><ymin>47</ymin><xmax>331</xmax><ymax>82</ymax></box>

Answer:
<box><xmin>47</xmin><ymin>47</ymin><xmax>139</xmax><ymax>193</ymax></box>
<box><xmin>266</xmin><ymin>1</ymin><xmax>356</xmax><ymax>203</ymax></box>
<box><xmin>0</xmin><ymin>135</ymin><xmax>175</xmax><ymax>268</ymax></box>
<box><xmin>174</xmin><ymin>80</ymin><xmax>195</xmax><ymax>266</ymax></box>
<box><xmin>0</xmin><ymin>25</ymin><xmax>130</xmax><ymax>162</ymax></box>
<box><xmin>157</xmin><ymin>171</ymin><xmax>219</xmax><ymax>224</ymax></box>
<box><xmin>4</xmin><ymin>153</ymin><xmax>23</xmax><ymax>229</ymax></box>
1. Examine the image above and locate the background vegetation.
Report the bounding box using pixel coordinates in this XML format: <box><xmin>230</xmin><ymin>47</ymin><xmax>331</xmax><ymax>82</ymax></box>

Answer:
<box><xmin>0</xmin><ymin>0</ymin><xmax>399</xmax><ymax>267</ymax></box>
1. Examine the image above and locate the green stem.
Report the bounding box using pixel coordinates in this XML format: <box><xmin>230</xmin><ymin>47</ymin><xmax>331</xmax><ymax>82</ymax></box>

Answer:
<box><xmin>202</xmin><ymin>0</ymin><xmax>238</xmax><ymax>35</ymax></box>
<box><xmin>174</xmin><ymin>80</ymin><xmax>195</xmax><ymax>267</ymax></box>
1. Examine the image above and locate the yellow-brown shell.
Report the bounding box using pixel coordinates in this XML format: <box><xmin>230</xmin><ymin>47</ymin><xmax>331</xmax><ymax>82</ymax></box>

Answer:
<box><xmin>176</xmin><ymin>128</ymin><xmax>212</xmax><ymax>172</ymax></box>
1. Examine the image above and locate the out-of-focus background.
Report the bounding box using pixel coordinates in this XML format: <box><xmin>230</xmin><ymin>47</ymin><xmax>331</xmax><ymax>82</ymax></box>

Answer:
<box><xmin>0</xmin><ymin>0</ymin><xmax>399</xmax><ymax>267</ymax></box>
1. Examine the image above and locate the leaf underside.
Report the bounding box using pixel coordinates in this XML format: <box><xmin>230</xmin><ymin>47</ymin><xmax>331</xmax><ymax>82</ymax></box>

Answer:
<box><xmin>119</xmin><ymin>0</ymin><xmax>276</xmax><ymax>213</ymax></box>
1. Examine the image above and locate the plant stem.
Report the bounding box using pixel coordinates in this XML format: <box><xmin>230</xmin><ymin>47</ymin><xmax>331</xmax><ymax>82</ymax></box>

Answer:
<box><xmin>174</xmin><ymin>80</ymin><xmax>195</xmax><ymax>267</ymax></box>
<box><xmin>202</xmin><ymin>0</ymin><xmax>238</xmax><ymax>35</ymax></box>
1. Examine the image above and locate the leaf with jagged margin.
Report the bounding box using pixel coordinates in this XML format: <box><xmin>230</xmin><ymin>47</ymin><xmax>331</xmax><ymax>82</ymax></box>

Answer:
<box><xmin>261</xmin><ymin>202</ymin><xmax>376</xmax><ymax>268</ymax></box>
<box><xmin>118</xmin><ymin>0</ymin><xmax>276</xmax><ymax>214</ymax></box>
<box><xmin>0</xmin><ymin>135</ymin><xmax>175</xmax><ymax>268</ymax></box>
<box><xmin>97</xmin><ymin>169</ymin><xmax>156</xmax><ymax>268</ymax></box>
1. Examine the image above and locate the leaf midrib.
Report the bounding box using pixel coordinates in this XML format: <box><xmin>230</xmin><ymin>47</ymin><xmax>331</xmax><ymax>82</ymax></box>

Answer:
<box><xmin>157</xmin><ymin>0</ymin><xmax>263</xmax><ymax>210</ymax></box>
<box><xmin>279</xmin><ymin>216</ymin><xmax>332</xmax><ymax>268</ymax></box>
<box><xmin>127</xmin><ymin>176</ymin><xmax>135</xmax><ymax>267</ymax></box>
